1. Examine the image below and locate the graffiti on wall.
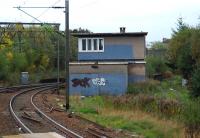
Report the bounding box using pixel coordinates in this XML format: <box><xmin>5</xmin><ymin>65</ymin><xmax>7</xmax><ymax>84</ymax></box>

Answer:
<box><xmin>71</xmin><ymin>77</ymin><xmax>91</xmax><ymax>88</ymax></box>
<box><xmin>92</xmin><ymin>78</ymin><xmax>106</xmax><ymax>86</ymax></box>
<box><xmin>71</xmin><ymin>77</ymin><xmax>107</xmax><ymax>88</ymax></box>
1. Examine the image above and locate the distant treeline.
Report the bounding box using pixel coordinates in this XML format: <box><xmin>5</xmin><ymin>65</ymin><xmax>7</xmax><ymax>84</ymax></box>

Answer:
<box><xmin>0</xmin><ymin>24</ymin><xmax>90</xmax><ymax>83</ymax></box>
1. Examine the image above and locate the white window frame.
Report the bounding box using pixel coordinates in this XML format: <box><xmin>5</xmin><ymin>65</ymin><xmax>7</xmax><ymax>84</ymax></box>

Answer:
<box><xmin>78</xmin><ymin>38</ymin><xmax>104</xmax><ymax>52</ymax></box>
<box><xmin>79</xmin><ymin>38</ymin><xmax>87</xmax><ymax>52</ymax></box>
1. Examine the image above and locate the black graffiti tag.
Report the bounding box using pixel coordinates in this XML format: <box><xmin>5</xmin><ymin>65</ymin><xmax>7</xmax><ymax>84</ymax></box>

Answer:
<box><xmin>71</xmin><ymin>77</ymin><xmax>91</xmax><ymax>88</ymax></box>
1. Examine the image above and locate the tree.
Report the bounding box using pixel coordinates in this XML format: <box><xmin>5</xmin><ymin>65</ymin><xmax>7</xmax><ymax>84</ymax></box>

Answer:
<box><xmin>191</xmin><ymin>28</ymin><xmax>200</xmax><ymax>65</ymax></box>
<box><xmin>191</xmin><ymin>66</ymin><xmax>200</xmax><ymax>97</ymax></box>
<box><xmin>0</xmin><ymin>24</ymin><xmax>93</xmax><ymax>84</ymax></box>
<box><xmin>71</xmin><ymin>28</ymin><xmax>91</xmax><ymax>33</ymax></box>
<box><xmin>0</xmin><ymin>24</ymin><xmax>57</xmax><ymax>82</ymax></box>
<box><xmin>10</xmin><ymin>52</ymin><xmax>28</xmax><ymax>72</ymax></box>
<box><xmin>167</xmin><ymin>18</ymin><xmax>200</xmax><ymax>97</ymax></box>
<box><xmin>70</xmin><ymin>36</ymin><xmax>78</xmax><ymax>61</ymax></box>
<box><xmin>146</xmin><ymin>55</ymin><xmax>168</xmax><ymax>78</ymax></box>
<box><xmin>0</xmin><ymin>49</ymin><xmax>10</xmax><ymax>80</ymax></box>
<box><xmin>0</xmin><ymin>32</ymin><xmax>13</xmax><ymax>49</ymax></box>
<box><xmin>148</xmin><ymin>41</ymin><xmax>168</xmax><ymax>58</ymax></box>
<box><xmin>176</xmin><ymin>44</ymin><xmax>194</xmax><ymax>79</ymax></box>
<box><xmin>172</xmin><ymin>17</ymin><xmax>188</xmax><ymax>35</ymax></box>
<box><xmin>167</xmin><ymin>18</ymin><xmax>195</xmax><ymax>79</ymax></box>
<box><xmin>150</xmin><ymin>41</ymin><xmax>167</xmax><ymax>50</ymax></box>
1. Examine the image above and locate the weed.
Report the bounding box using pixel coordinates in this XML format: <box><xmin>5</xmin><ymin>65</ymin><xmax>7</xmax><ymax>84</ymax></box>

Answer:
<box><xmin>70</xmin><ymin>96</ymin><xmax>184</xmax><ymax>138</ymax></box>
<box><xmin>181</xmin><ymin>99</ymin><xmax>200</xmax><ymax>137</ymax></box>
<box><xmin>127</xmin><ymin>80</ymin><xmax>160</xmax><ymax>95</ymax></box>
<box><xmin>79</xmin><ymin>107</ymin><xmax>98</xmax><ymax>114</ymax></box>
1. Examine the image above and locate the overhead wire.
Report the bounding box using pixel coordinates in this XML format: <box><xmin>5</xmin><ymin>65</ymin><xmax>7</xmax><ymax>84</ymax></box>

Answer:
<box><xmin>78</xmin><ymin>0</ymin><xmax>99</xmax><ymax>9</ymax></box>
<box><xmin>35</xmin><ymin>0</ymin><xmax>62</xmax><ymax>20</ymax></box>
<box><xmin>16</xmin><ymin>0</ymin><xmax>100</xmax><ymax>31</ymax></box>
<box><xmin>17</xmin><ymin>7</ymin><xmax>43</xmax><ymax>23</ymax></box>
<box><xmin>23</xmin><ymin>0</ymin><xmax>99</xmax><ymax>23</ymax></box>
<box><xmin>18</xmin><ymin>0</ymin><xmax>29</xmax><ymax>21</ymax></box>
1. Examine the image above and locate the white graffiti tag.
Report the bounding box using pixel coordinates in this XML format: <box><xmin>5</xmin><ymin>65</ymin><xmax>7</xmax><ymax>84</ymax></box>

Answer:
<box><xmin>92</xmin><ymin>78</ymin><xmax>106</xmax><ymax>86</ymax></box>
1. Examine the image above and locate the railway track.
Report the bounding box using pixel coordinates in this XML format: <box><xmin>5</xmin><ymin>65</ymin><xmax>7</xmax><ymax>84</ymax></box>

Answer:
<box><xmin>0</xmin><ymin>83</ymin><xmax>57</xmax><ymax>93</ymax></box>
<box><xmin>7</xmin><ymin>84</ymin><xmax>122</xmax><ymax>137</ymax></box>
<box><xmin>9</xmin><ymin>84</ymin><xmax>83</xmax><ymax>138</ymax></box>
<box><xmin>34</xmin><ymin>92</ymin><xmax>123</xmax><ymax>138</ymax></box>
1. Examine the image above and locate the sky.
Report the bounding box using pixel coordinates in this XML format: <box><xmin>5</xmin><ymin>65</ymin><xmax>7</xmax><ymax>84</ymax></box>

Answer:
<box><xmin>0</xmin><ymin>0</ymin><xmax>200</xmax><ymax>43</ymax></box>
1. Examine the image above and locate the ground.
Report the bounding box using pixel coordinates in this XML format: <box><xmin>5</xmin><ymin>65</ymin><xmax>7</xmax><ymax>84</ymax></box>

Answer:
<box><xmin>0</xmin><ymin>90</ymin><xmax>136</xmax><ymax>138</ymax></box>
<box><xmin>0</xmin><ymin>93</ymin><xmax>19</xmax><ymax>135</ymax></box>
<box><xmin>34</xmin><ymin>92</ymin><xmax>135</xmax><ymax>138</ymax></box>
<box><xmin>0</xmin><ymin>83</ymin><xmax>186</xmax><ymax>138</ymax></box>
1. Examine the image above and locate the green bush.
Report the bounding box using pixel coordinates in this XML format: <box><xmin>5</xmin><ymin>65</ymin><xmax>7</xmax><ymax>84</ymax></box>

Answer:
<box><xmin>11</xmin><ymin>52</ymin><xmax>28</xmax><ymax>72</ymax></box>
<box><xmin>177</xmin><ymin>45</ymin><xmax>194</xmax><ymax>79</ymax></box>
<box><xmin>191</xmin><ymin>67</ymin><xmax>200</xmax><ymax>97</ymax></box>
<box><xmin>112</xmin><ymin>93</ymin><xmax>182</xmax><ymax>118</ymax></box>
<box><xmin>181</xmin><ymin>99</ymin><xmax>200</xmax><ymax>137</ymax></box>
<box><xmin>79</xmin><ymin>107</ymin><xmax>98</xmax><ymax>114</ymax></box>
<box><xmin>157</xmin><ymin>98</ymin><xmax>182</xmax><ymax>117</ymax></box>
<box><xmin>7</xmin><ymin>72</ymin><xmax>20</xmax><ymax>85</ymax></box>
<box><xmin>127</xmin><ymin>80</ymin><xmax>160</xmax><ymax>94</ymax></box>
<box><xmin>0</xmin><ymin>52</ymin><xmax>10</xmax><ymax>80</ymax></box>
<box><xmin>146</xmin><ymin>56</ymin><xmax>169</xmax><ymax>78</ymax></box>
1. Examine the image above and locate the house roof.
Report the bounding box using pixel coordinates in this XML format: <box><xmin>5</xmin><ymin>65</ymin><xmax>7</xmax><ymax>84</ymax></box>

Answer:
<box><xmin>72</xmin><ymin>32</ymin><xmax>148</xmax><ymax>37</ymax></box>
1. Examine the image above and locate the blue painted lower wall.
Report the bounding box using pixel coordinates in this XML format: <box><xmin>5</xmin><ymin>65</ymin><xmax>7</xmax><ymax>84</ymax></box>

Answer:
<box><xmin>78</xmin><ymin>44</ymin><xmax>133</xmax><ymax>61</ymax></box>
<box><xmin>70</xmin><ymin>73</ymin><xmax>127</xmax><ymax>96</ymax></box>
<box><xmin>128</xmin><ymin>75</ymin><xmax>146</xmax><ymax>83</ymax></box>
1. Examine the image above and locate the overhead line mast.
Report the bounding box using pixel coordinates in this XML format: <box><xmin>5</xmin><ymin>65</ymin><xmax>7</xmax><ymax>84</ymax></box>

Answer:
<box><xmin>65</xmin><ymin>0</ymin><xmax>70</xmax><ymax>110</ymax></box>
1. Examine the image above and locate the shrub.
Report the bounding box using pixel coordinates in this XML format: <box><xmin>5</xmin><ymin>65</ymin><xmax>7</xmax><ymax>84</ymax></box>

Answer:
<box><xmin>191</xmin><ymin>67</ymin><xmax>200</xmax><ymax>97</ymax></box>
<box><xmin>127</xmin><ymin>80</ymin><xmax>160</xmax><ymax>94</ymax></box>
<box><xmin>181</xmin><ymin>99</ymin><xmax>200</xmax><ymax>137</ymax></box>
<box><xmin>157</xmin><ymin>98</ymin><xmax>182</xmax><ymax>117</ymax></box>
<box><xmin>162</xmin><ymin>71</ymin><xmax>173</xmax><ymax>79</ymax></box>
<box><xmin>0</xmin><ymin>53</ymin><xmax>10</xmax><ymax>80</ymax></box>
<box><xmin>11</xmin><ymin>52</ymin><xmax>28</xmax><ymax>72</ymax></box>
<box><xmin>7</xmin><ymin>72</ymin><xmax>20</xmax><ymax>85</ymax></box>
<box><xmin>146</xmin><ymin>56</ymin><xmax>169</xmax><ymax>78</ymax></box>
<box><xmin>79</xmin><ymin>107</ymin><xmax>98</xmax><ymax>114</ymax></box>
<box><xmin>112</xmin><ymin>94</ymin><xmax>182</xmax><ymax>118</ymax></box>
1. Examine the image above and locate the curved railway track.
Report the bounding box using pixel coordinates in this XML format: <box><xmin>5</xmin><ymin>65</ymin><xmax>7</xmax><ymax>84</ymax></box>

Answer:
<box><xmin>9</xmin><ymin>84</ymin><xmax>83</xmax><ymax>138</ymax></box>
<box><xmin>0</xmin><ymin>83</ymin><xmax>57</xmax><ymax>93</ymax></box>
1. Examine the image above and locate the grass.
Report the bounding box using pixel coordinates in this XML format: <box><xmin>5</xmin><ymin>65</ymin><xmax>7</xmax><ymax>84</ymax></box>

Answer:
<box><xmin>70</xmin><ymin>96</ymin><xmax>184</xmax><ymax>138</ymax></box>
<box><xmin>124</xmin><ymin>76</ymin><xmax>191</xmax><ymax>119</ymax></box>
<box><xmin>127</xmin><ymin>76</ymin><xmax>190</xmax><ymax>100</ymax></box>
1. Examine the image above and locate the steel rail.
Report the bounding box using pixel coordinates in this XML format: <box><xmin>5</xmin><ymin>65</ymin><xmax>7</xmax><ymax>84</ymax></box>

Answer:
<box><xmin>9</xmin><ymin>83</ymin><xmax>82</xmax><ymax>138</ymax></box>
<box><xmin>9</xmin><ymin>84</ymin><xmax>56</xmax><ymax>133</ymax></box>
<box><xmin>0</xmin><ymin>83</ymin><xmax>58</xmax><ymax>93</ymax></box>
<box><xmin>31</xmin><ymin>89</ymin><xmax>83</xmax><ymax>138</ymax></box>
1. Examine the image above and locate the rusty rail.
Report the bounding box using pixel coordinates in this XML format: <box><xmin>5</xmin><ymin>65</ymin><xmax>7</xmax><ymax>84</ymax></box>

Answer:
<box><xmin>9</xmin><ymin>83</ymin><xmax>83</xmax><ymax>138</ymax></box>
<box><xmin>9</xmin><ymin>84</ymin><xmax>56</xmax><ymax>133</ymax></box>
<box><xmin>31</xmin><ymin>88</ymin><xmax>83</xmax><ymax>138</ymax></box>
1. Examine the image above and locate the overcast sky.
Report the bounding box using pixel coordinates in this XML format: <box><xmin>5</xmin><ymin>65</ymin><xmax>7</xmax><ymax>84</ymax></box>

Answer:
<box><xmin>0</xmin><ymin>0</ymin><xmax>200</xmax><ymax>43</ymax></box>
